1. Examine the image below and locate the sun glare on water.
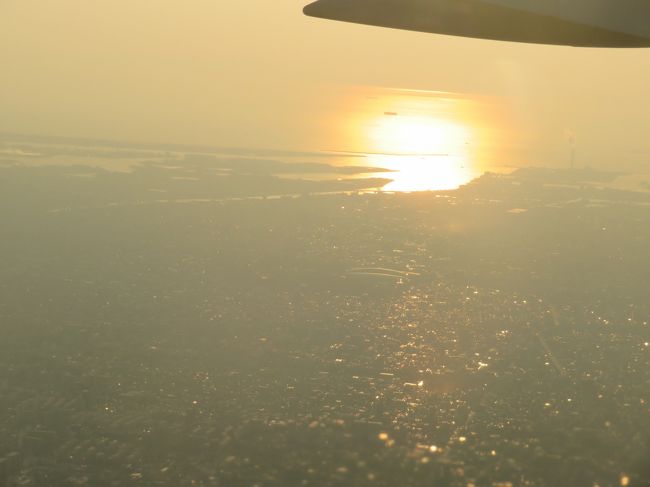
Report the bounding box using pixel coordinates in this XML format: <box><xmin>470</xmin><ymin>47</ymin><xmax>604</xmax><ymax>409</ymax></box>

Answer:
<box><xmin>337</xmin><ymin>87</ymin><xmax>505</xmax><ymax>192</ymax></box>
<box><xmin>369</xmin><ymin>113</ymin><xmax>469</xmax><ymax>157</ymax></box>
<box><xmin>368</xmin><ymin>154</ymin><xmax>474</xmax><ymax>192</ymax></box>
<box><xmin>368</xmin><ymin>113</ymin><xmax>473</xmax><ymax>191</ymax></box>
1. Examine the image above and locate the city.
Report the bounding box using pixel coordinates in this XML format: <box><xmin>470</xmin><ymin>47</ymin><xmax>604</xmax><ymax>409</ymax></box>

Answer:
<box><xmin>1</xmin><ymin>145</ymin><xmax>649</xmax><ymax>486</ymax></box>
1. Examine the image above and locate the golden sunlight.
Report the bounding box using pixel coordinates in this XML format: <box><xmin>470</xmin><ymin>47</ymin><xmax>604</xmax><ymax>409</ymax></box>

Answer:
<box><xmin>369</xmin><ymin>114</ymin><xmax>470</xmax><ymax>157</ymax></box>
<box><xmin>367</xmin><ymin>111</ymin><xmax>474</xmax><ymax>191</ymax></box>
<box><xmin>368</xmin><ymin>154</ymin><xmax>475</xmax><ymax>192</ymax></box>
<box><xmin>333</xmin><ymin>87</ymin><xmax>510</xmax><ymax>192</ymax></box>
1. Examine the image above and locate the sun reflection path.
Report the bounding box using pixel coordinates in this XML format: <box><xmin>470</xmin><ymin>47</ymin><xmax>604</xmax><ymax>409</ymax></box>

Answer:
<box><xmin>369</xmin><ymin>113</ymin><xmax>469</xmax><ymax>157</ymax></box>
<box><xmin>367</xmin><ymin>111</ymin><xmax>476</xmax><ymax>191</ymax></box>
<box><xmin>368</xmin><ymin>154</ymin><xmax>477</xmax><ymax>192</ymax></box>
<box><xmin>335</xmin><ymin>87</ymin><xmax>506</xmax><ymax>192</ymax></box>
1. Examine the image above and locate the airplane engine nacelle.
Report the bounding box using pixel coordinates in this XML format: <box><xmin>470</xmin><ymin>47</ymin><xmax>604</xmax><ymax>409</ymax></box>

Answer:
<box><xmin>303</xmin><ymin>0</ymin><xmax>650</xmax><ymax>47</ymax></box>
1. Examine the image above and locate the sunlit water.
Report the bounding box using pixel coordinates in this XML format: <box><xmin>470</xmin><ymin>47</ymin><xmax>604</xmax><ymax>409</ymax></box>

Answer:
<box><xmin>363</xmin><ymin>154</ymin><xmax>478</xmax><ymax>192</ymax></box>
<box><xmin>319</xmin><ymin>86</ymin><xmax>513</xmax><ymax>192</ymax></box>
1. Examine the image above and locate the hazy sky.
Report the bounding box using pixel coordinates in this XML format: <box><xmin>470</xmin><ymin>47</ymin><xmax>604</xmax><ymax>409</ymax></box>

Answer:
<box><xmin>2</xmin><ymin>0</ymin><xmax>649</xmax><ymax>168</ymax></box>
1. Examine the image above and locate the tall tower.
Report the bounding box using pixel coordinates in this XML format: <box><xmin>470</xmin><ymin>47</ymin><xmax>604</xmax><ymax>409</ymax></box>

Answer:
<box><xmin>566</xmin><ymin>131</ymin><xmax>576</xmax><ymax>169</ymax></box>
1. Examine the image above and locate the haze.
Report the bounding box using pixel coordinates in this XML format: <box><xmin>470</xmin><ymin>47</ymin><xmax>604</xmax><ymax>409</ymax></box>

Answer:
<box><xmin>2</xmin><ymin>1</ymin><xmax>650</xmax><ymax>486</ymax></box>
<box><xmin>2</xmin><ymin>0</ymin><xmax>650</xmax><ymax>168</ymax></box>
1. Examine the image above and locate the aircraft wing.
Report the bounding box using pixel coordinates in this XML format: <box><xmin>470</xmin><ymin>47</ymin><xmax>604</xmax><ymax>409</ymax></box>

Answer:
<box><xmin>303</xmin><ymin>0</ymin><xmax>650</xmax><ymax>47</ymax></box>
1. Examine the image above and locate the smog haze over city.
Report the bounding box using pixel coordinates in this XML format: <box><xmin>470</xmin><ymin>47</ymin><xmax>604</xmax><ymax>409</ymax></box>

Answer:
<box><xmin>1</xmin><ymin>1</ymin><xmax>650</xmax><ymax>486</ymax></box>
